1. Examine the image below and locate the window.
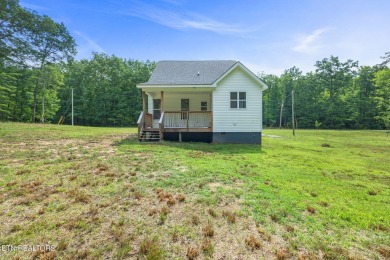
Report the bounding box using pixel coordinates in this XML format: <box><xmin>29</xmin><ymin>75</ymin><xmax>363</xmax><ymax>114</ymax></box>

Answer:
<box><xmin>239</xmin><ymin>92</ymin><xmax>246</xmax><ymax>108</ymax></box>
<box><xmin>230</xmin><ymin>92</ymin><xmax>246</xmax><ymax>108</ymax></box>
<box><xmin>201</xmin><ymin>101</ymin><xmax>207</xmax><ymax>111</ymax></box>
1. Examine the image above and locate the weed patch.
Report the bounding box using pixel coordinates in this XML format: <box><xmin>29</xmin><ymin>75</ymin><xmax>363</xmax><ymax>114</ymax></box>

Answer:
<box><xmin>202</xmin><ymin>222</ymin><xmax>214</xmax><ymax>237</ymax></box>
<box><xmin>222</xmin><ymin>210</ymin><xmax>236</xmax><ymax>223</ymax></box>
<box><xmin>186</xmin><ymin>245</ymin><xmax>199</xmax><ymax>259</ymax></box>
<box><xmin>139</xmin><ymin>236</ymin><xmax>164</xmax><ymax>259</ymax></box>
<box><xmin>208</xmin><ymin>208</ymin><xmax>217</xmax><ymax>218</ymax></box>
<box><xmin>192</xmin><ymin>215</ymin><xmax>200</xmax><ymax>225</ymax></box>
<box><xmin>201</xmin><ymin>238</ymin><xmax>214</xmax><ymax>256</ymax></box>
<box><xmin>306</xmin><ymin>206</ymin><xmax>316</xmax><ymax>214</ymax></box>
<box><xmin>245</xmin><ymin>235</ymin><xmax>262</xmax><ymax>250</ymax></box>
<box><xmin>276</xmin><ymin>248</ymin><xmax>289</xmax><ymax>259</ymax></box>
<box><xmin>68</xmin><ymin>189</ymin><xmax>91</xmax><ymax>203</ymax></box>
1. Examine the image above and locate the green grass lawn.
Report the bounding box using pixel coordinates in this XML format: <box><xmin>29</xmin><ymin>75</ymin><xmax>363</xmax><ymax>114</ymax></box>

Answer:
<box><xmin>0</xmin><ymin>122</ymin><xmax>389</xmax><ymax>259</ymax></box>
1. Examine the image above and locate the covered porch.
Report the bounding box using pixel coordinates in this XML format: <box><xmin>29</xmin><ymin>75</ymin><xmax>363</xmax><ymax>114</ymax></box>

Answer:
<box><xmin>137</xmin><ymin>90</ymin><xmax>213</xmax><ymax>142</ymax></box>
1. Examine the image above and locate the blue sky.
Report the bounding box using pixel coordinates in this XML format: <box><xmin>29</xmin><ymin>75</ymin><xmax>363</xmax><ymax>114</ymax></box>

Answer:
<box><xmin>21</xmin><ymin>0</ymin><xmax>390</xmax><ymax>75</ymax></box>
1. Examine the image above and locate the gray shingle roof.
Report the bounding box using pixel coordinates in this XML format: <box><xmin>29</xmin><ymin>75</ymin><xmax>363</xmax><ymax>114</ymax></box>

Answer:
<box><xmin>141</xmin><ymin>60</ymin><xmax>238</xmax><ymax>85</ymax></box>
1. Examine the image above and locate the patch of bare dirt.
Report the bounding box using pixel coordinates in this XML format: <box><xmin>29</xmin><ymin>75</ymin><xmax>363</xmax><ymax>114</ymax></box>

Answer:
<box><xmin>208</xmin><ymin>182</ymin><xmax>231</xmax><ymax>192</ymax></box>
<box><xmin>263</xmin><ymin>134</ymin><xmax>282</xmax><ymax>138</ymax></box>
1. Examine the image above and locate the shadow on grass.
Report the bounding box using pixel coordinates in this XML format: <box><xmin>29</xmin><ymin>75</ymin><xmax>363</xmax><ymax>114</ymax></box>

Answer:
<box><xmin>115</xmin><ymin>135</ymin><xmax>266</xmax><ymax>155</ymax></box>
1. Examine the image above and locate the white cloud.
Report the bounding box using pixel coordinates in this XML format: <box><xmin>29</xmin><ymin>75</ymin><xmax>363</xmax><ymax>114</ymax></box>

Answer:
<box><xmin>161</xmin><ymin>0</ymin><xmax>184</xmax><ymax>5</ymax></box>
<box><xmin>20</xmin><ymin>2</ymin><xmax>48</xmax><ymax>11</ymax></box>
<box><xmin>74</xmin><ymin>31</ymin><xmax>105</xmax><ymax>54</ymax></box>
<box><xmin>119</xmin><ymin>2</ymin><xmax>254</xmax><ymax>35</ymax></box>
<box><xmin>292</xmin><ymin>28</ymin><xmax>330</xmax><ymax>53</ymax></box>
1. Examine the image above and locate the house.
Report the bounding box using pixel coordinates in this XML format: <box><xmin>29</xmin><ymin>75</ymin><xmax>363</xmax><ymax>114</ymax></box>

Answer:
<box><xmin>136</xmin><ymin>60</ymin><xmax>268</xmax><ymax>144</ymax></box>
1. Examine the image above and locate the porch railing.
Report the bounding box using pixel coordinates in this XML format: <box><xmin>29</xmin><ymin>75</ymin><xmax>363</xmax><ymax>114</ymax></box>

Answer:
<box><xmin>144</xmin><ymin>113</ymin><xmax>152</xmax><ymax>128</ymax></box>
<box><xmin>163</xmin><ymin>111</ymin><xmax>212</xmax><ymax>128</ymax></box>
<box><xmin>159</xmin><ymin>111</ymin><xmax>165</xmax><ymax>141</ymax></box>
<box><xmin>137</xmin><ymin>111</ymin><xmax>144</xmax><ymax>140</ymax></box>
<box><xmin>138</xmin><ymin>111</ymin><xmax>212</xmax><ymax>141</ymax></box>
<box><xmin>137</xmin><ymin>111</ymin><xmax>153</xmax><ymax>138</ymax></box>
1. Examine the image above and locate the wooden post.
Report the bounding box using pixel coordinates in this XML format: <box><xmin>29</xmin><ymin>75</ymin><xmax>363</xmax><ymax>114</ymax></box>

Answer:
<box><xmin>186</xmin><ymin>111</ymin><xmax>189</xmax><ymax>131</ymax></box>
<box><xmin>292</xmin><ymin>90</ymin><xmax>295</xmax><ymax>136</ymax></box>
<box><xmin>160</xmin><ymin>91</ymin><xmax>164</xmax><ymax>112</ymax></box>
<box><xmin>41</xmin><ymin>95</ymin><xmax>44</xmax><ymax>123</ymax></box>
<box><xmin>142</xmin><ymin>91</ymin><xmax>146</xmax><ymax>113</ymax></box>
<box><xmin>71</xmin><ymin>88</ymin><xmax>74</xmax><ymax>126</ymax></box>
<box><xmin>210</xmin><ymin>93</ymin><xmax>213</xmax><ymax>131</ymax></box>
<box><xmin>210</xmin><ymin>111</ymin><xmax>213</xmax><ymax>130</ymax></box>
<box><xmin>279</xmin><ymin>101</ymin><xmax>284</xmax><ymax>129</ymax></box>
<box><xmin>142</xmin><ymin>91</ymin><xmax>146</xmax><ymax>129</ymax></box>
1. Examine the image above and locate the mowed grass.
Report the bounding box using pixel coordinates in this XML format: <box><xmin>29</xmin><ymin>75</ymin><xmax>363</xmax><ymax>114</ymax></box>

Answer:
<box><xmin>0</xmin><ymin>122</ymin><xmax>389</xmax><ymax>259</ymax></box>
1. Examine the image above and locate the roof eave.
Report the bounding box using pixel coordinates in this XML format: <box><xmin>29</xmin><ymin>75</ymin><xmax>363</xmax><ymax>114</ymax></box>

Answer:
<box><xmin>137</xmin><ymin>84</ymin><xmax>214</xmax><ymax>89</ymax></box>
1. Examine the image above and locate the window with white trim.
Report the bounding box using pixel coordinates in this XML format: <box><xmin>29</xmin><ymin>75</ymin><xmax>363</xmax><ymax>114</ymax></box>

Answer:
<box><xmin>230</xmin><ymin>92</ymin><xmax>246</xmax><ymax>108</ymax></box>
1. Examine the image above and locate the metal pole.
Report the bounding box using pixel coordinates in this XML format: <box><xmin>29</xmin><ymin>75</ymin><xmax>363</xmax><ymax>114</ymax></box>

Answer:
<box><xmin>279</xmin><ymin>102</ymin><xmax>284</xmax><ymax>129</ymax></box>
<box><xmin>292</xmin><ymin>90</ymin><xmax>295</xmax><ymax>136</ymax></box>
<box><xmin>41</xmin><ymin>76</ymin><xmax>46</xmax><ymax>124</ymax></box>
<box><xmin>71</xmin><ymin>88</ymin><xmax>74</xmax><ymax>126</ymax></box>
<box><xmin>41</xmin><ymin>96</ymin><xmax>44</xmax><ymax>123</ymax></box>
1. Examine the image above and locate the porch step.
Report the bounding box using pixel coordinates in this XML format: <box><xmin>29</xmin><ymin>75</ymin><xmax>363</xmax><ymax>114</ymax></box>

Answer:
<box><xmin>139</xmin><ymin>129</ymin><xmax>161</xmax><ymax>142</ymax></box>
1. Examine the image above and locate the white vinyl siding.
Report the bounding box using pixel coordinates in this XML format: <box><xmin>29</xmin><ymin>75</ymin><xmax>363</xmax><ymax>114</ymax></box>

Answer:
<box><xmin>212</xmin><ymin>67</ymin><xmax>263</xmax><ymax>132</ymax></box>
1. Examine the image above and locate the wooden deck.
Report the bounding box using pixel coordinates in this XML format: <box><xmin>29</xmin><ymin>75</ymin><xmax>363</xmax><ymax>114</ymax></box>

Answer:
<box><xmin>137</xmin><ymin>111</ymin><xmax>212</xmax><ymax>141</ymax></box>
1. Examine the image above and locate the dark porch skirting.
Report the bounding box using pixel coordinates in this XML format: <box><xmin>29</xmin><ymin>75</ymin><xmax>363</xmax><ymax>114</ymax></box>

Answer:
<box><xmin>212</xmin><ymin>132</ymin><xmax>261</xmax><ymax>144</ymax></box>
<box><xmin>163</xmin><ymin>131</ymin><xmax>261</xmax><ymax>144</ymax></box>
<box><xmin>163</xmin><ymin>132</ymin><xmax>213</xmax><ymax>143</ymax></box>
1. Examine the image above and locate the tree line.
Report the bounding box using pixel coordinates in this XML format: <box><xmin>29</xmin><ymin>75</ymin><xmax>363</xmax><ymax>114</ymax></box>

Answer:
<box><xmin>0</xmin><ymin>0</ymin><xmax>154</xmax><ymax>126</ymax></box>
<box><xmin>1</xmin><ymin>0</ymin><xmax>389</xmax><ymax>128</ymax></box>
<box><xmin>261</xmin><ymin>55</ymin><xmax>390</xmax><ymax>129</ymax></box>
<box><xmin>61</xmin><ymin>54</ymin><xmax>154</xmax><ymax>126</ymax></box>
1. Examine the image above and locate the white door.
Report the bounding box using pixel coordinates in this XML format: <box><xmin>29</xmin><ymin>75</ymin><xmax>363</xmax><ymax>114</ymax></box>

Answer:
<box><xmin>153</xmin><ymin>99</ymin><xmax>161</xmax><ymax>128</ymax></box>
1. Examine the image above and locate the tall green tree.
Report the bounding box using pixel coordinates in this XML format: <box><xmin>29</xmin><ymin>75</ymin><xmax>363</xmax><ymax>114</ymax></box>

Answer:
<box><xmin>353</xmin><ymin>66</ymin><xmax>381</xmax><ymax>128</ymax></box>
<box><xmin>0</xmin><ymin>0</ymin><xmax>35</xmax><ymax>65</ymax></box>
<box><xmin>380</xmin><ymin>52</ymin><xmax>390</xmax><ymax>67</ymax></box>
<box><xmin>0</xmin><ymin>0</ymin><xmax>76</xmax><ymax>123</ymax></box>
<box><xmin>0</xmin><ymin>68</ymin><xmax>17</xmax><ymax>119</ymax></box>
<box><xmin>279</xmin><ymin>67</ymin><xmax>302</xmax><ymax>127</ymax></box>
<box><xmin>315</xmin><ymin>56</ymin><xmax>358</xmax><ymax>128</ymax></box>
<box><xmin>29</xmin><ymin>14</ymin><xmax>76</xmax><ymax>122</ymax></box>
<box><xmin>11</xmin><ymin>67</ymin><xmax>35</xmax><ymax>121</ymax></box>
<box><xmin>294</xmin><ymin>72</ymin><xmax>324</xmax><ymax>128</ymax></box>
<box><xmin>35</xmin><ymin>65</ymin><xmax>64</xmax><ymax>123</ymax></box>
<box><xmin>373</xmin><ymin>68</ymin><xmax>390</xmax><ymax>129</ymax></box>
<box><xmin>261</xmin><ymin>74</ymin><xmax>282</xmax><ymax>127</ymax></box>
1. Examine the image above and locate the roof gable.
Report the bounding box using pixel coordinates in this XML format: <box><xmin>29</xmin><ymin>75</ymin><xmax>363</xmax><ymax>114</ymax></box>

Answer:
<box><xmin>214</xmin><ymin>62</ymin><xmax>268</xmax><ymax>90</ymax></box>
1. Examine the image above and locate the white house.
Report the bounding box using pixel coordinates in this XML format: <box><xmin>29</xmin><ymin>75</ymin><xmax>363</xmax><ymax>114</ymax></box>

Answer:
<box><xmin>136</xmin><ymin>60</ymin><xmax>268</xmax><ymax>144</ymax></box>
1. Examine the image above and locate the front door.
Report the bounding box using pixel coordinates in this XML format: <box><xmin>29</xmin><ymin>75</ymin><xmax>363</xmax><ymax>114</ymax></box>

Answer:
<box><xmin>153</xmin><ymin>99</ymin><xmax>161</xmax><ymax>128</ymax></box>
<box><xmin>153</xmin><ymin>99</ymin><xmax>161</xmax><ymax>119</ymax></box>
<box><xmin>181</xmin><ymin>99</ymin><xmax>189</xmax><ymax>119</ymax></box>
